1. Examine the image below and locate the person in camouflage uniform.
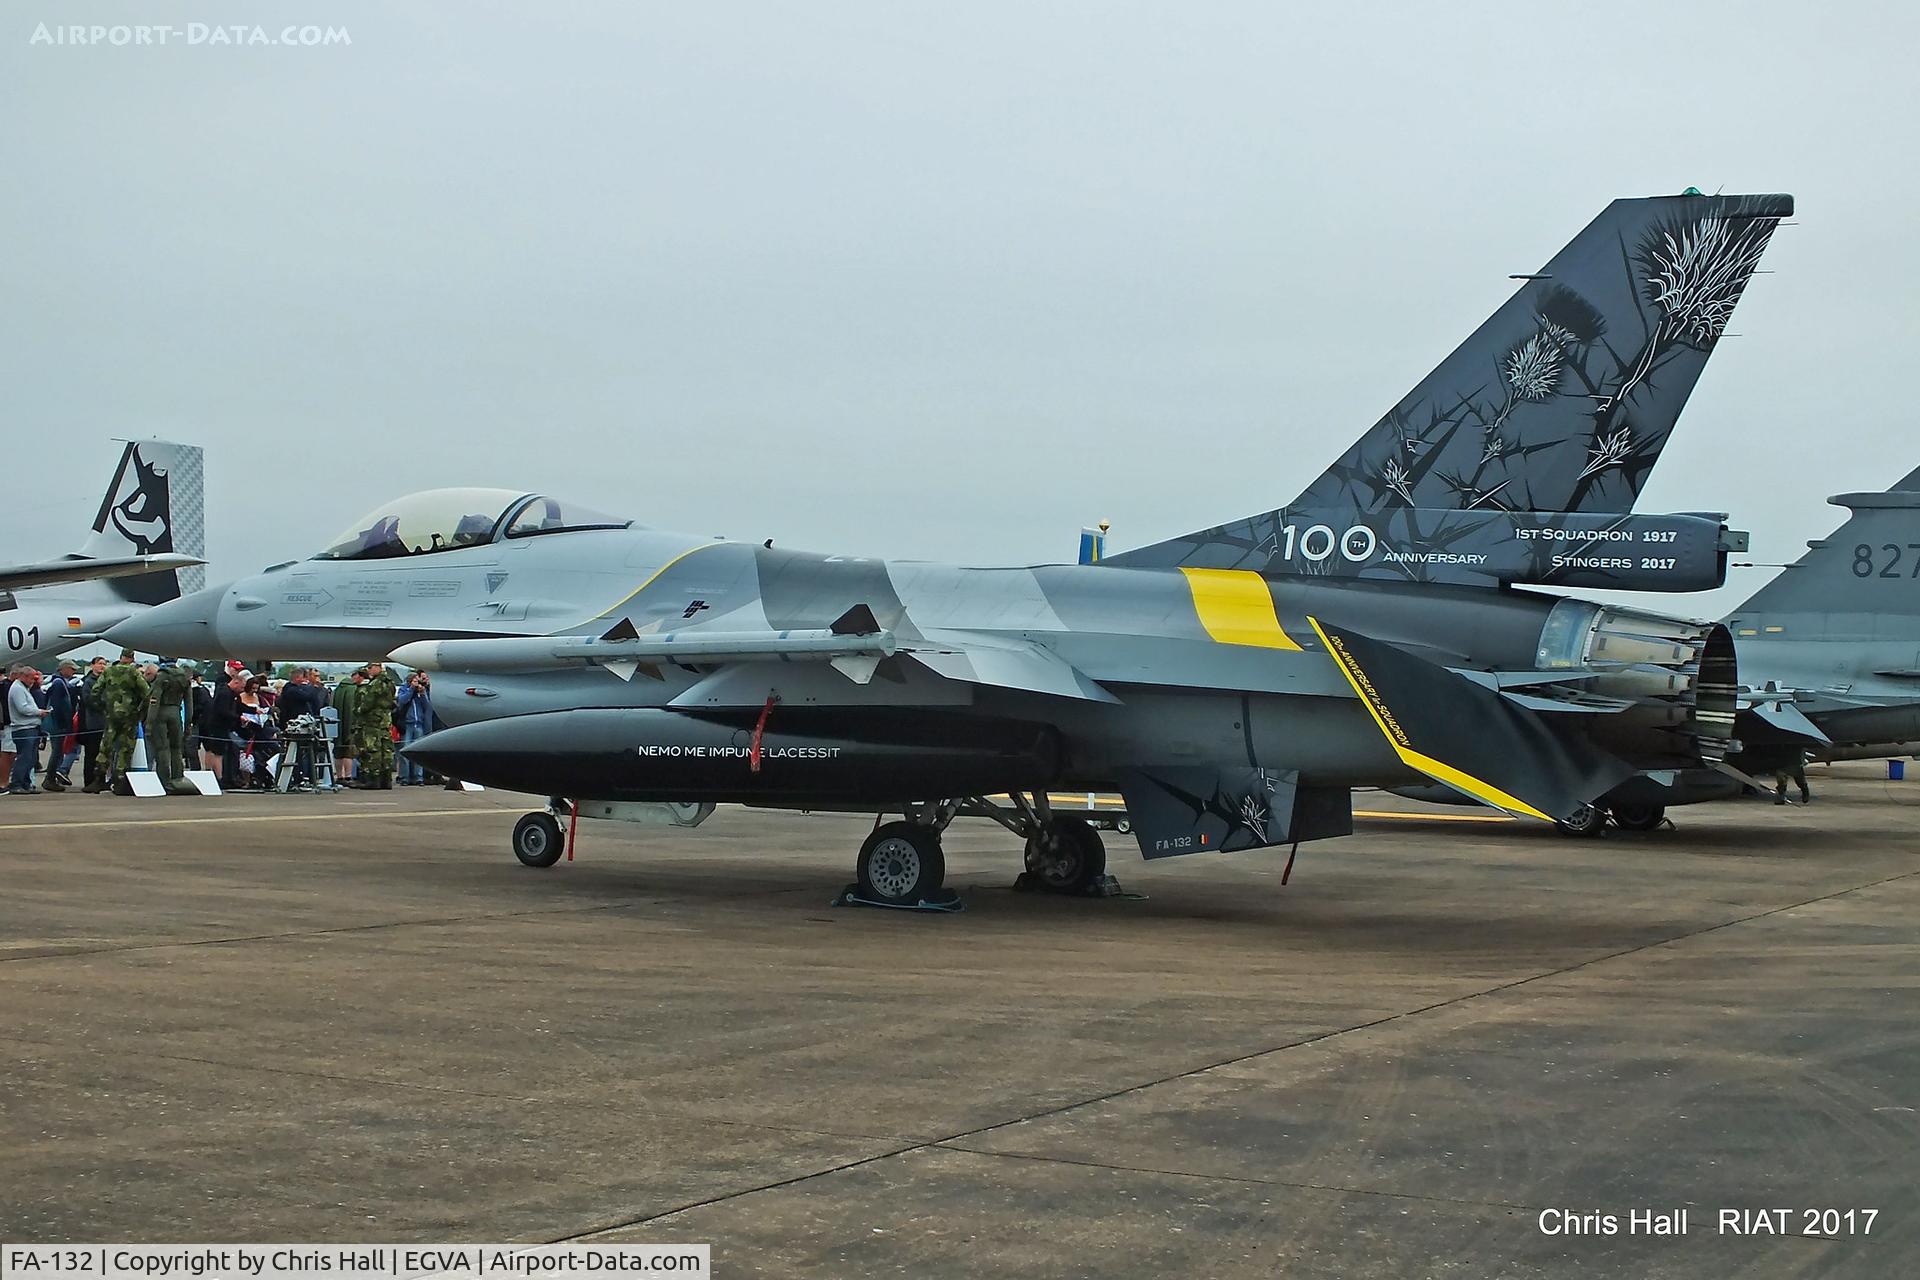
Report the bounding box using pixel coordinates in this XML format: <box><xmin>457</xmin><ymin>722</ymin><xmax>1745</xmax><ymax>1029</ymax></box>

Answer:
<box><xmin>352</xmin><ymin>660</ymin><xmax>398</xmax><ymax>788</ymax></box>
<box><xmin>88</xmin><ymin>649</ymin><xmax>150</xmax><ymax>793</ymax></box>
<box><xmin>145</xmin><ymin>658</ymin><xmax>195</xmax><ymax>794</ymax></box>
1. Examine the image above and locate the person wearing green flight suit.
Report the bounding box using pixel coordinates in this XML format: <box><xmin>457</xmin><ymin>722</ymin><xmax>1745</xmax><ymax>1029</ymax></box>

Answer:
<box><xmin>89</xmin><ymin>649</ymin><xmax>150</xmax><ymax>794</ymax></box>
<box><xmin>145</xmin><ymin>658</ymin><xmax>195</xmax><ymax>794</ymax></box>
<box><xmin>353</xmin><ymin>660</ymin><xmax>399</xmax><ymax>789</ymax></box>
<box><xmin>331</xmin><ymin>667</ymin><xmax>364</xmax><ymax>784</ymax></box>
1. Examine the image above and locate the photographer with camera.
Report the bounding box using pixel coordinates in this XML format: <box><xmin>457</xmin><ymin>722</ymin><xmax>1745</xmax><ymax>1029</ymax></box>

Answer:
<box><xmin>394</xmin><ymin>669</ymin><xmax>434</xmax><ymax>786</ymax></box>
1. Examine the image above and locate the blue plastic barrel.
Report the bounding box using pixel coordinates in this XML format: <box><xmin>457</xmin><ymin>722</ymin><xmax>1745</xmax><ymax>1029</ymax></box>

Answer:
<box><xmin>1891</xmin><ymin>760</ymin><xmax>1907</xmax><ymax>781</ymax></box>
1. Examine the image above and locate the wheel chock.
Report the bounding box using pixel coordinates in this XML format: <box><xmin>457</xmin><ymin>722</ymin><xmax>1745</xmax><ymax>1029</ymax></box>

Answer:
<box><xmin>1011</xmin><ymin>872</ymin><xmax>1137</xmax><ymax>899</ymax></box>
<box><xmin>830</xmin><ymin>884</ymin><xmax>966</xmax><ymax>912</ymax></box>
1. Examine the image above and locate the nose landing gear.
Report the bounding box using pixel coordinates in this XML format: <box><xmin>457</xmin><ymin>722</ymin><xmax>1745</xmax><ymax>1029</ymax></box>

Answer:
<box><xmin>511</xmin><ymin>811</ymin><xmax>565</xmax><ymax>867</ymax></box>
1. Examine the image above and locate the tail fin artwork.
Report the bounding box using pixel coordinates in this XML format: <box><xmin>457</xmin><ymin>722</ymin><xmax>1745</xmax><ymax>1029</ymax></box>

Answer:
<box><xmin>1115</xmin><ymin>192</ymin><xmax>1793</xmax><ymax>577</ymax></box>
<box><xmin>74</xmin><ymin>439</ymin><xmax>206</xmax><ymax>606</ymax></box>
<box><xmin>1726</xmin><ymin>465</ymin><xmax>1920</xmax><ymax>633</ymax></box>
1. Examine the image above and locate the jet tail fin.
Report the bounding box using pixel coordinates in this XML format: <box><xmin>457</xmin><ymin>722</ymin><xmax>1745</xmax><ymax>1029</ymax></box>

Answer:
<box><xmin>1116</xmin><ymin>192</ymin><xmax>1793</xmax><ymax>569</ymax></box>
<box><xmin>1727</xmin><ymin>465</ymin><xmax>1920</xmax><ymax>631</ymax></box>
<box><xmin>74</xmin><ymin>440</ymin><xmax>206</xmax><ymax>607</ymax></box>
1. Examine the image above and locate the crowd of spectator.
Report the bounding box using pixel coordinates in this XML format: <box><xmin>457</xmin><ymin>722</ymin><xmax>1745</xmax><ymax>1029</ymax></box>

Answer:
<box><xmin>0</xmin><ymin>656</ymin><xmax>437</xmax><ymax>797</ymax></box>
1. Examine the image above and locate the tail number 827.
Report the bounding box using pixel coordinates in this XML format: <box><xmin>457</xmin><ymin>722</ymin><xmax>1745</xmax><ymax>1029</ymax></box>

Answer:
<box><xmin>1853</xmin><ymin>543</ymin><xmax>1920</xmax><ymax>579</ymax></box>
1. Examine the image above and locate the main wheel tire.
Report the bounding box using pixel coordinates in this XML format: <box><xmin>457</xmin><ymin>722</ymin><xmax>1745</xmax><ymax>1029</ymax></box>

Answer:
<box><xmin>1608</xmin><ymin>802</ymin><xmax>1666</xmax><ymax>832</ymax></box>
<box><xmin>512</xmin><ymin>812</ymin><xmax>565</xmax><ymax>867</ymax></box>
<box><xmin>1023</xmin><ymin>816</ymin><xmax>1108</xmax><ymax>894</ymax></box>
<box><xmin>857</xmin><ymin>822</ymin><xmax>945</xmax><ymax>905</ymax></box>
<box><xmin>1554</xmin><ymin>804</ymin><xmax>1607</xmax><ymax>838</ymax></box>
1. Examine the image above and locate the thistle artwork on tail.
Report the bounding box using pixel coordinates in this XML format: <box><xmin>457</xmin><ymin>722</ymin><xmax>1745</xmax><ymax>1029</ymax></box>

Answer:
<box><xmin>1115</xmin><ymin>192</ymin><xmax>1793</xmax><ymax>589</ymax></box>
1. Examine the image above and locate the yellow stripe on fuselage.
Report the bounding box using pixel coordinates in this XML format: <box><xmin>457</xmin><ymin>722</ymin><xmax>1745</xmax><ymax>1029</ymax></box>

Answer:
<box><xmin>1305</xmin><ymin>615</ymin><xmax>1552</xmax><ymax>823</ymax></box>
<box><xmin>1179</xmin><ymin>568</ymin><xmax>1302</xmax><ymax>650</ymax></box>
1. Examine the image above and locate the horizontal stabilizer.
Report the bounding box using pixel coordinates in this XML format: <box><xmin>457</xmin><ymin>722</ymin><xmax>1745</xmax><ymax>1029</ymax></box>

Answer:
<box><xmin>0</xmin><ymin>553</ymin><xmax>204</xmax><ymax>593</ymax></box>
<box><xmin>1497</xmin><ymin>687</ymin><xmax>1636</xmax><ymax>714</ymax></box>
<box><xmin>1310</xmin><ymin>616</ymin><xmax>1636</xmax><ymax>821</ymax></box>
<box><xmin>1745</xmin><ymin>699</ymin><xmax>1832</xmax><ymax>745</ymax></box>
<box><xmin>1709</xmin><ymin>759</ymin><xmax>1775</xmax><ymax>793</ymax></box>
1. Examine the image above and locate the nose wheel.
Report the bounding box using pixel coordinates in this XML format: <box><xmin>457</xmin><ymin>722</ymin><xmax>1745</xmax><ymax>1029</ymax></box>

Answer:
<box><xmin>855</xmin><ymin>821</ymin><xmax>947</xmax><ymax>905</ymax></box>
<box><xmin>512</xmin><ymin>812</ymin><xmax>565</xmax><ymax>867</ymax></box>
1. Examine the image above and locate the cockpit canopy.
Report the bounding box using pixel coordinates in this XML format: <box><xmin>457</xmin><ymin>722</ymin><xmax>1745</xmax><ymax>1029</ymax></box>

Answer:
<box><xmin>314</xmin><ymin>488</ymin><xmax>631</xmax><ymax>561</ymax></box>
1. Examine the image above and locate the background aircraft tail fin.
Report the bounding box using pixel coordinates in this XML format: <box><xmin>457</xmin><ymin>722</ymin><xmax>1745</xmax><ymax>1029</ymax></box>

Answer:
<box><xmin>74</xmin><ymin>439</ymin><xmax>206</xmax><ymax>606</ymax></box>
<box><xmin>1727</xmin><ymin>465</ymin><xmax>1920</xmax><ymax>629</ymax></box>
<box><xmin>1115</xmin><ymin>192</ymin><xmax>1792</xmax><ymax>569</ymax></box>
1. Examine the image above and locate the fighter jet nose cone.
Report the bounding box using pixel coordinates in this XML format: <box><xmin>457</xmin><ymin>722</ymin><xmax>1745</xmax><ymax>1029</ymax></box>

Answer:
<box><xmin>388</xmin><ymin>640</ymin><xmax>441</xmax><ymax>670</ymax></box>
<box><xmin>106</xmin><ymin>583</ymin><xmax>232</xmax><ymax>658</ymax></box>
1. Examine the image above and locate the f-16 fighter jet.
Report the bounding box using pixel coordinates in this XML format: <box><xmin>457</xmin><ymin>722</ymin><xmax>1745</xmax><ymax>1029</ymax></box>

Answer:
<box><xmin>114</xmin><ymin>192</ymin><xmax>1791</xmax><ymax>903</ymax></box>
<box><xmin>1</xmin><ymin>439</ymin><xmax>206</xmax><ymax>669</ymax></box>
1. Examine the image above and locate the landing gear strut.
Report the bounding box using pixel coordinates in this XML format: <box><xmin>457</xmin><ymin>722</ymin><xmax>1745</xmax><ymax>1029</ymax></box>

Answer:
<box><xmin>948</xmin><ymin>791</ymin><xmax>1122</xmax><ymax>897</ymax></box>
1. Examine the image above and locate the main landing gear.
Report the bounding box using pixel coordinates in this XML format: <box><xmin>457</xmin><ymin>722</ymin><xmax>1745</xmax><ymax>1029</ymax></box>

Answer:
<box><xmin>855</xmin><ymin>822</ymin><xmax>947</xmax><ymax>904</ymax></box>
<box><xmin>1553</xmin><ymin>801</ymin><xmax>1669</xmax><ymax>837</ymax></box>
<box><xmin>1608</xmin><ymin>802</ymin><xmax>1668</xmax><ymax>832</ymax></box>
<box><xmin>505</xmin><ymin>791</ymin><xmax>1123</xmax><ymax>908</ymax></box>
<box><xmin>1021</xmin><ymin>814</ymin><xmax>1108</xmax><ymax>895</ymax></box>
<box><xmin>842</xmin><ymin>792</ymin><xmax>1119</xmax><ymax>907</ymax></box>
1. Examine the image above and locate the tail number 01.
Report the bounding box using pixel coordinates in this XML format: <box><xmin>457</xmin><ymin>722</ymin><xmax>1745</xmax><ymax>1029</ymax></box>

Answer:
<box><xmin>1280</xmin><ymin>524</ymin><xmax>1377</xmax><ymax>564</ymax></box>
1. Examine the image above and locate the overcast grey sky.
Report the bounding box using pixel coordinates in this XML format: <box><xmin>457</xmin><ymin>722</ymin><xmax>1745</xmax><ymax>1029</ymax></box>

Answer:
<box><xmin>3</xmin><ymin>1</ymin><xmax>1914</xmax><ymax>617</ymax></box>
